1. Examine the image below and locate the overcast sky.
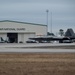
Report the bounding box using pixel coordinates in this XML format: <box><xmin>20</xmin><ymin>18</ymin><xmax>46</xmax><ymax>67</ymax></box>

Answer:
<box><xmin>0</xmin><ymin>0</ymin><xmax>75</xmax><ymax>34</ymax></box>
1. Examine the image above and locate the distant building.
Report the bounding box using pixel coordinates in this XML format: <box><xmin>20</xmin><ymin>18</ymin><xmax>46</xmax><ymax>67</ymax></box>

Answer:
<box><xmin>0</xmin><ymin>20</ymin><xmax>47</xmax><ymax>43</ymax></box>
<box><xmin>65</xmin><ymin>28</ymin><xmax>75</xmax><ymax>37</ymax></box>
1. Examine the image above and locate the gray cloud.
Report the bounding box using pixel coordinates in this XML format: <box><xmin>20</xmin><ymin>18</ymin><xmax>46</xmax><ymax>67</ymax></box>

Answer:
<box><xmin>0</xmin><ymin>0</ymin><xmax>75</xmax><ymax>33</ymax></box>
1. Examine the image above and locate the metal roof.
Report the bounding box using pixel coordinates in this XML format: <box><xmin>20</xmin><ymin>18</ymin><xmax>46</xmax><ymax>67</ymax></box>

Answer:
<box><xmin>0</xmin><ymin>20</ymin><xmax>47</xmax><ymax>26</ymax></box>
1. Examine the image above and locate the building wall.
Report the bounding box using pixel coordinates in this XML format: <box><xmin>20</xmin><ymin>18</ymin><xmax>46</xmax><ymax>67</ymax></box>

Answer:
<box><xmin>0</xmin><ymin>21</ymin><xmax>47</xmax><ymax>35</ymax></box>
<box><xmin>0</xmin><ymin>33</ymin><xmax>7</xmax><ymax>40</ymax></box>
<box><xmin>18</xmin><ymin>33</ymin><xmax>35</xmax><ymax>43</ymax></box>
<box><xmin>0</xmin><ymin>21</ymin><xmax>47</xmax><ymax>43</ymax></box>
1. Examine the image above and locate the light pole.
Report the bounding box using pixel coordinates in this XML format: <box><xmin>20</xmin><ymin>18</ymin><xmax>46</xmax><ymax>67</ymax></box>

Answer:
<box><xmin>46</xmin><ymin>9</ymin><xmax>49</xmax><ymax>32</ymax></box>
<box><xmin>51</xmin><ymin>12</ymin><xmax>52</xmax><ymax>33</ymax></box>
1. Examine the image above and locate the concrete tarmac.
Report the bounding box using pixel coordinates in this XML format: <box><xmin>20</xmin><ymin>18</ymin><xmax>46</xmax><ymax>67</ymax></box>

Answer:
<box><xmin>0</xmin><ymin>43</ymin><xmax>75</xmax><ymax>53</ymax></box>
<box><xmin>0</xmin><ymin>48</ymin><xmax>75</xmax><ymax>53</ymax></box>
<box><xmin>0</xmin><ymin>43</ymin><xmax>75</xmax><ymax>48</ymax></box>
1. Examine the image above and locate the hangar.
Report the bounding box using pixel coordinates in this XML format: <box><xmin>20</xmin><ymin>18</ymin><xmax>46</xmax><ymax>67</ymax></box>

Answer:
<box><xmin>0</xmin><ymin>20</ymin><xmax>47</xmax><ymax>43</ymax></box>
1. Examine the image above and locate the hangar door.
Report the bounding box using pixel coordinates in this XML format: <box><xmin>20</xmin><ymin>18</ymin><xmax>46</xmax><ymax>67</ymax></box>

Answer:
<box><xmin>7</xmin><ymin>33</ymin><xmax>18</xmax><ymax>43</ymax></box>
